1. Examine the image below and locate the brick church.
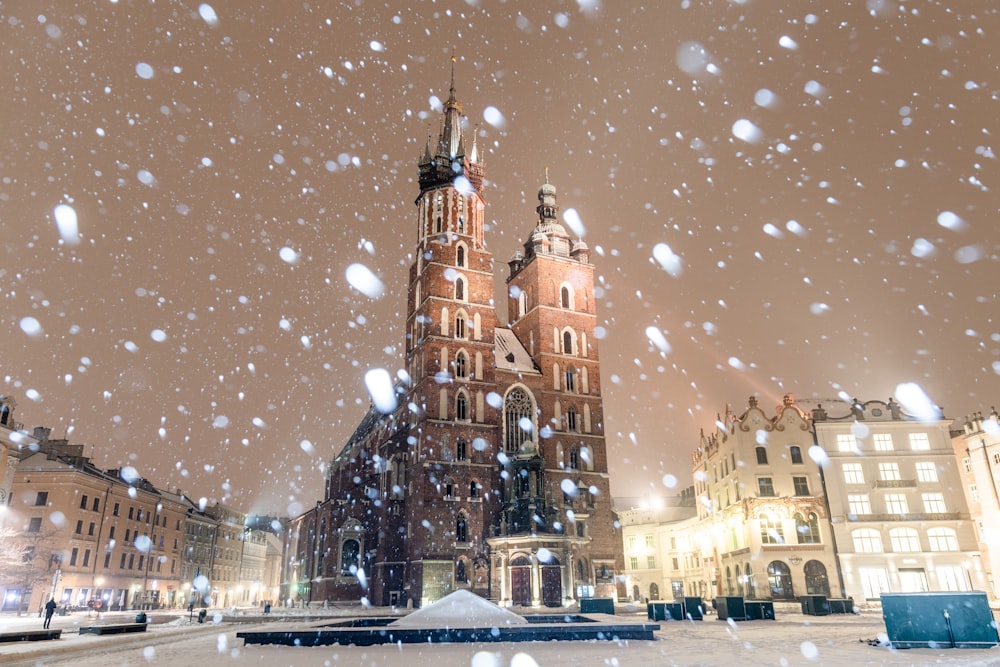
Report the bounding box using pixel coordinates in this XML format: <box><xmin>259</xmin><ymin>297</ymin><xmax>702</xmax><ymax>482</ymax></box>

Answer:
<box><xmin>286</xmin><ymin>73</ymin><xmax>623</xmax><ymax>608</ymax></box>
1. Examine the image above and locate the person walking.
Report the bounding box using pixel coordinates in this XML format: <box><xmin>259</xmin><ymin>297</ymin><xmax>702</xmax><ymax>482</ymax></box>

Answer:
<box><xmin>43</xmin><ymin>598</ymin><xmax>57</xmax><ymax>629</ymax></box>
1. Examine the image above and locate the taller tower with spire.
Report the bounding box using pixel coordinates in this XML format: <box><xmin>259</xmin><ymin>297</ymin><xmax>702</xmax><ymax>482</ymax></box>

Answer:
<box><xmin>298</xmin><ymin>69</ymin><xmax>622</xmax><ymax>609</ymax></box>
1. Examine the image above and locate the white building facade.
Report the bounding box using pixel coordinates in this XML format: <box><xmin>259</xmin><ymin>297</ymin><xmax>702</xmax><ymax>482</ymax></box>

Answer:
<box><xmin>813</xmin><ymin>398</ymin><xmax>987</xmax><ymax>603</ymax></box>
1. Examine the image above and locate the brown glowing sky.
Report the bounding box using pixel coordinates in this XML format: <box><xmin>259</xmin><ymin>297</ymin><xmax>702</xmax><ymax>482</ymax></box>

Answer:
<box><xmin>4</xmin><ymin>1</ymin><xmax>999</xmax><ymax>515</ymax></box>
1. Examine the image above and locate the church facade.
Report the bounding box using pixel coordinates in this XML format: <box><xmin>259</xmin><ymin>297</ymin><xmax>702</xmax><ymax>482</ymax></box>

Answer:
<box><xmin>285</xmin><ymin>76</ymin><xmax>622</xmax><ymax>608</ymax></box>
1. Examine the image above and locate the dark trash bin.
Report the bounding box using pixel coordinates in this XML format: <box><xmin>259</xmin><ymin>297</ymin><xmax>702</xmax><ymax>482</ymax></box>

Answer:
<box><xmin>800</xmin><ymin>595</ymin><xmax>830</xmax><ymax>616</ymax></box>
<box><xmin>715</xmin><ymin>596</ymin><xmax>745</xmax><ymax>621</ymax></box>
<box><xmin>882</xmin><ymin>591</ymin><xmax>999</xmax><ymax>649</ymax></box>
<box><xmin>134</xmin><ymin>612</ymin><xmax>147</xmax><ymax>624</ymax></box>
<box><xmin>743</xmin><ymin>600</ymin><xmax>775</xmax><ymax>620</ymax></box>
<box><xmin>647</xmin><ymin>602</ymin><xmax>683</xmax><ymax>621</ymax></box>
<box><xmin>580</xmin><ymin>598</ymin><xmax>615</xmax><ymax>615</ymax></box>
<box><xmin>681</xmin><ymin>596</ymin><xmax>704</xmax><ymax>620</ymax></box>
<box><xmin>827</xmin><ymin>597</ymin><xmax>854</xmax><ymax>614</ymax></box>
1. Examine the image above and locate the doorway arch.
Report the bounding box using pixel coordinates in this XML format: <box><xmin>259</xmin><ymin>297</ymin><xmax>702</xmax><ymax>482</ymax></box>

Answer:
<box><xmin>804</xmin><ymin>560</ymin><xmax>830</xmax><ymax>596</ymax></box>
<box><xmin>767</xmin><ymin>561</ymin><xmax>795</xmax><ymax>600</ymax></box>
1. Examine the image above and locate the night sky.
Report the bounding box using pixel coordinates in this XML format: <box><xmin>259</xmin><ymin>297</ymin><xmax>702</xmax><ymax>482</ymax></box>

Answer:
<box><xmin>4</xmin><ymin>1</ymin><xmax>998</xmax><ymax>515</ymax></box>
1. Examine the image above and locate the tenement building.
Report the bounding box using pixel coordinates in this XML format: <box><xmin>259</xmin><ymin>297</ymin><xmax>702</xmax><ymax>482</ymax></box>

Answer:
<box><xmin>286</xmin><ymin>75</ymin><xmax>622</xmax><ymax>608</ymax></box>
<box><xmin>813</xmin><ymin>398</ymin><xmax>986</xmax><ymax>602</ymax></box>
<box><xmin>621</xmin><ymin>394</ymin><xmax>988</xmax><ymax>608</ymax></box>
<box><xmin>3</xmin><ymin>433</ymin><xmax>188</xmax><ymax>613</ymax></box>
<box><xmin>952</xmin><ymin>408</ymin><xmax>1000</xmax><ymax>598</ymax></box>
<box><xmin>689</xmin><ymin>394</ymin><xmax>839</xmax><ymax>603</ymax></box>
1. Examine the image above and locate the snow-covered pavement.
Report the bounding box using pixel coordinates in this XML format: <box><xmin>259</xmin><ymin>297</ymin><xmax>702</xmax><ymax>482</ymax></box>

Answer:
<box><xmin>1</xmin><ymin>606</ymin><xmax>998</xmax><ymax>666</ymax></box>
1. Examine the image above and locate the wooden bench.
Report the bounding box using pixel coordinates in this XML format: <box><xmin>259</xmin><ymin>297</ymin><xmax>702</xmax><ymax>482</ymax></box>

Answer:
<box><xmin>79</xmin><ymin>623</ymin><xmax>148</xmax><ymax>635</ymax></box>
<box><xmin>0</xmin><ymin>629</ymin><xmax>62</xmax><ymax>643</ymax></box>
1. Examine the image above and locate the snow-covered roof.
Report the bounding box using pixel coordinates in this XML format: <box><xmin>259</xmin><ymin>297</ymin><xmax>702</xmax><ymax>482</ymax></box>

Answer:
<box><xmin>494</xmin><ymin>328</ymin><xmax>540</xmax><ymax>375</ymax></box>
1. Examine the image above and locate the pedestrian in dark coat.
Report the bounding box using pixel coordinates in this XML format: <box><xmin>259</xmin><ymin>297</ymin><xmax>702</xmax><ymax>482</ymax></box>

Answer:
<box><xmin>43</xmin><ymin>598</ymin><xmax>57</xmax><ymax>629</ymax></box>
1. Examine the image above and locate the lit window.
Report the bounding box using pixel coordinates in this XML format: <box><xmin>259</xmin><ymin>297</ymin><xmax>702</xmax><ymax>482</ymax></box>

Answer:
<box><xmin>852</xmin><ymin>529</ymin><xmax>883</xmax><ymax>553</ymax></box>
<box><xmin>927</xmin><ymin>527</ymin><xmax>959</xmax><ymax>552</ymax></box>
<box><xmin>884</xmin><ymin>493</ymin><xmax>909</xmax><ymax>514</ymax></box>
<box><xmin>759</xmin><ymin>513</ymin><xmax>784</xmax><ymax>544</ymax></box>
<box><xmin>915</xmin><ymin>462</ymin><xmax>938</xmax><ymax>483</ymax></box>
<box><xmin>879</xmin><ymin>462</ymin><xmax>901</xmax><ymax>481</ymax></box>
<box><xmin>922</xmin><ymin>492</ymin><xmax>946</xmax><ymax>513</ymax></box>
<box><xmin>909</xmin><ymin>433</ymin><xmax>930</xmax><ymax>450</ymax></box>
<box><xmin>873</xmin><ymin>433</ymin><xmax>893</xmax><ymax>451</ymax></box>
<box><xmin>843</xmin><ymin>463</ymin><xmax>864</xmax><ymax>484</ymax></box>
<box><xmin>837</xmin><ymin>434</ymin><xmax>857</xmax><ymax>452</ymax></box>
<box><xmin>889</xmin><ymin>528</ymin><xmax>921</xmax><ymax>553</ymax></box>
<box><xmin>848</xmin><ymin>494</ymin><xmax>871</xmax><ymax>515</ymax></box>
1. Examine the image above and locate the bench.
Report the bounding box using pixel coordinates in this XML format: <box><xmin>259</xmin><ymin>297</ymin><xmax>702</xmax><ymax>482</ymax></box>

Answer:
<box><xmin>0</xmin><ymin>629</ymin><xmax>62</xmax><ymax>643</ymax></box>
<box><xmin>79</xmin><ymin>623</ymin><xmax>148</xmax><ymax>635</ymax></box>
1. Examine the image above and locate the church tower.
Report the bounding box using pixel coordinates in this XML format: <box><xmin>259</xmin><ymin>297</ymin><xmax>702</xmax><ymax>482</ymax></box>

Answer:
<box><xmin>401</xmin><ymin>70</ymin><xmax>501</xmax><ymax>605</ymax></box>
<box><xmin>487</xmin><ymin>176</ymin><xmax>620</xmax><ymax>605</ymax></box>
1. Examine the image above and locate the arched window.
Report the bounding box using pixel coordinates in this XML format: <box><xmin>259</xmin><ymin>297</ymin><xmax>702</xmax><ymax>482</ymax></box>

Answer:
<box><xmin>340</xmin><ymin>539</ymin><xmax>360</xmax><ymax>574</ymax></box>
<box><xmin>889</xmin><ymin>527</ymin><xmax>921</xmax><ymax>552</ymax></box>
<box><xmin>767</xmin><ymin>561</ymin><xmax>794</xmax><ymax>600</ymax></box>
<box><xmin>928</xmin><ymin>527</ymin><xmax>959</xmax><ymax>552</ymax></box>
<box><xmin>561</xmin><ymin>285</ymin><xmax>572</xmax><ymax>309</ymax></box>
<box><xmin>804</xmin><ymin>560</ymin><xmax>831</xmax><ymax>596</ymax></box>
<box><xmin>564</xmin><ymin>367</ymin><xmax>576</xmax><ymax>393</ymax></box>
<box><xmin>852</xmin><ymin>528</ymin><xmax>883</xmax><ymax>553</ymax></box>
<box><xmin>581</xmin><ymin>446</ymin><xmax>594</xmax><ymax>471</ymax></box>
<box><xmin>456</xmin><ymin>515</ymin><xmax>468</xmax><ymax>543</ymax></box>
<box><xmin>744</xmin><ymin>564</ymin><xmax>755</xmax><ymax>599</ymax></box>
<box><xmin>455</xmin><ymin>277</ymin><xmax>465</xmax><ymax>301</ymax></box>
<box><xmin>566</xmin><ymin>406</ymin><xmax>578</xmax><ymax>432</ymax></box>
<box><xmin>790</xmin><ymin>445</ymin><xmax>803</xmax><ymax>464</ymax></box>
<box><xmin>456</xmin><ymin>245</ymin><xmax>466</xmax><ymax>267</ymax></box>
<box><xmin>455</xmin><ymin>311</ymin><xmax>467</xmax><ymax>339</ymax></box>
<box><xmin>755</xmin><ymin>447</ymin><xmax>768</xmax><ymax>465</ymax></box>
<box><xmin>518</xmin><ymin>291</ymin><xmax>528</xmax><ymax>317</ymax></box>
<box><xmin>455</xmin><ymin>351</ymin><xmax>469</xmax><ymax>379</ymax></box>
<box><xmin>726</xmin><ymin>566</ymin><xmax>733</xmax><ymax>595</ymax></box>
<box><xmin>563</xmin><ymin>330</ymin><xmax>574</xmax><ymax>355</ymax></box>
<box><xmin>760</xmin><ymin>513</ymin><xmax>784</xmax><ymax>544</ymax></box>
<box><xmin>470</xmin><ymin>480</ymin><xmax>480</xmax><ymax>498</ymax></box>
<box><xmin>456</xmin><ymin>392</ymin><xmax>469</xmax><ymax>421</ymax></box>
<box><xmin>649</xmin><ymin>582</ymin><xmax>659</xmax><ymax>601</ymax></box>
<box><xmin>503</xmin><ymin>387</ymin><xmax>535</xmax><ymax>453</ymax></box>
<box><xmin>456</xmin><ymin>559</ymin><xmax>468</xmax><ymax>582</ymax></box>
<box><xmin>569</xmin><ymin>447</ymin><xmax>580</xmax><ymax>470</ymax></box>
<box><xmin>456</xmin><ymin>438</ymin><xmax>467</xmax><ymax>462</ymax></box>
<box><xmin>795</xmin><ymin>512</ymin><xmax>821</xmax><ymax>544</ymax></box>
